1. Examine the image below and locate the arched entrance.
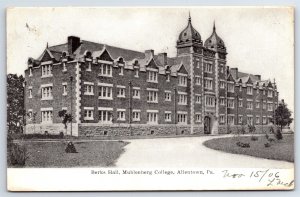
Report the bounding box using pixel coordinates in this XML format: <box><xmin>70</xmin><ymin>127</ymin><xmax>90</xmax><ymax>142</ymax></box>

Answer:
<box><xmin>204</xmin><ymin>116</ymin><xmax>211</xmax><ymax>134</ymax></box>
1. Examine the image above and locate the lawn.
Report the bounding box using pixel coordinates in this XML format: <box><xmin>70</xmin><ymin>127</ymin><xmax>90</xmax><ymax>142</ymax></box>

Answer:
<box><xmin>8</xmin><ymin>140</ymin><xmax>129</xmax><ymax>168</ymax></box>
<box><xmin>203</xmin><ymin>134</ymin><xmax>294</xmax><ymax>162</ymax></box>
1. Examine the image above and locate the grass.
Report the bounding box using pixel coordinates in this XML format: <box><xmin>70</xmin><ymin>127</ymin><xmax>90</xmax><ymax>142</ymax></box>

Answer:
<box><xmin>203</xmin><ymin>134</ymin><xmax>294</xmax><ymax>162</ymax></box>
<box><xmin>8</xmin><ymin>140</ymin><xmax>129</xmax><ymax>168</ymax></box>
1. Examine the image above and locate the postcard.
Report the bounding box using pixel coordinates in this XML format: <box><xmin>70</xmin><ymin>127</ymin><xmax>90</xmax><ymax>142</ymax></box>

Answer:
<box><xmin>6</xmin><ymin>7</ymin><xmax>294</xmax><ymax>191</ymax></box>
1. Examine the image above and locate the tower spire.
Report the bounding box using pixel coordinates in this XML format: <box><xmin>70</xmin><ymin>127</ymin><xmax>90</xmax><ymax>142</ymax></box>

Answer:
<box><xmin>46</xmin><ymin>42</ymin><xmax>49</xmax><ymax>49</ymax></box>
<box><xmin>213</xmin><ymin>20</ymin><xmax>216</xmax><ymax>32</ymax></box>
<box><xmin>188</xmin><ymin>11</ymin><xmax>191</xmax><ymax>23</ymax></box>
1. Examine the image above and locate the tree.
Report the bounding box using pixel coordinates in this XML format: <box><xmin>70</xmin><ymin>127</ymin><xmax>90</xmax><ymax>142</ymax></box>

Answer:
<box><xmin>273</xmin><ymin>100</ymin><xmax>293</xmax><ymax>132</ymax></box>
<box><xmin>7</xmin><ymin>74</ymin><xmax>25</xmax><ymax>133</ymax></box>
<box><xmin>58</xmin><ymin>110</ymin><xmax>72</xmax><ymax>131</ymax></box>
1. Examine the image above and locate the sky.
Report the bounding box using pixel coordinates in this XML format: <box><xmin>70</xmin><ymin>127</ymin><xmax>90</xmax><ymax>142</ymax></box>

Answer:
<box><xmin>7</xmin><ymin>7</ymin><xmax>294</xmax><ymax>116</ymax></box>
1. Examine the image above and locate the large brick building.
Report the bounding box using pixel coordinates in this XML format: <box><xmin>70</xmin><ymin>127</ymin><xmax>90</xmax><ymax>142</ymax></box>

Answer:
<box><xmin>24</xmin><ymin>15</ymin><xmax>279</xmax><ymax>137</ymax></box>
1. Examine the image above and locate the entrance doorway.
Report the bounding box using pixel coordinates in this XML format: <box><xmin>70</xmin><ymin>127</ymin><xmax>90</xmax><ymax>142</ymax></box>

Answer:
<box><xmin>204</xmin><ymin>116</ymin><xmax>211</xmax><ymax>134</ymax></box>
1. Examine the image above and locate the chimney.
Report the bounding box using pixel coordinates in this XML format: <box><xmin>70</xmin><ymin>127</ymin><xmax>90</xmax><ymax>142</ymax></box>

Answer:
<box><xmin>68</xmin><ymin>36</ymin><xmax>81</xmax><ymax>55</ymax></box>
<box><xmin>145</xmin><ymin>49</ymin><xmax>154</xmax><ymax>60</ymax></box>
<box><xmin>230</xmin><ymin>68</ymin><xmax>238</xmax><ymax>79</ymax></box>
<box><xmin>254</xmin><ymin>75</ymin><xmax>261</xmax><ymax>81</ymax></box>
<box><xmin>157</xmin><ymin>53</ymin><xmax>167</xmax><ymax>66</ymax></box>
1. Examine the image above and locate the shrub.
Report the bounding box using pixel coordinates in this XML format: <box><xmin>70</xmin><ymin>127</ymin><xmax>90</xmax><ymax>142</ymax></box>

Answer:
<box><xmin>275</xmin><ymin>128</ymin><xmax>283</xmax><ymax>140</ymax></box>
<box><xmin>65</xmin><ymin>142</ymin><xmax>77</xmax><ymax>153</ymax></box>
<box><xmin>269</xmin><ymin>127</ymin><xmax>274</xmax><ymax>134</ymax></box>
<box><xmin>265</xmin><ymin>133</ymin><xmax>269</xmax><ymax>140</ymax></box>
<box><xmin>236</xmin><ymin>141</ymin><xmax>250</xmax><ymax>148</ymax></box>
<box><xmin>264</xmin><ymin>143</ymin><xmax>271</xmax><ymax>148</ymax></box>
<box><xmin>268</xmin><ymin>138</ymin><xmax>275</xmax><ymax>143</ymax></box>
<box><xmin>8</xmin><ymin>143</ymin><xmax>29</xmax><ymax>166</ymax></box>
<box><xmin>248</xmin><ymin>125</ymin><xmax>256</xmax><ymax>134</ymax></box>
<box><xmin>251</xmin><ymin>136</ymin><xmax>258</xmax><ymax>141</ymax></box>
<box><xmin>59</xmin><ymin>132</ymin><xmax>64</xmax><ymax>139</ymax></box>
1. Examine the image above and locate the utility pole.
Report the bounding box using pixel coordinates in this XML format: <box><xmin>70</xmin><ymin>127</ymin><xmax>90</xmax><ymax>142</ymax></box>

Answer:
<box><xmin>70</xmin><ymin>76</ymin><xmax>73</xmax><ymax>136</ymax></box>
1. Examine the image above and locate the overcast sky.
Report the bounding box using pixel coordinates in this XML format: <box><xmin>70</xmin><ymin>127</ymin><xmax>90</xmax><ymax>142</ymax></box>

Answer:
<box><xmin>7</xmin><ymin>7</ymin><xmax>294</xmax><ymax>115</ymax></box>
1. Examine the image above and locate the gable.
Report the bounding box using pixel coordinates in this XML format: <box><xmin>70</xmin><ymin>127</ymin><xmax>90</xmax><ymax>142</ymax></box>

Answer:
<box><xmin>146</xmin><ymin>58</ymin><xmax>159</xmax><ymax>69</ymax></box>
<box><xmin>99</xmin><ymin>49</ymin><xmax>114</xmax><ymax>62</ymax></box>
<box><xmin>246</xmin><ymin>76</ymin><xmax>253</xmax><ymax>84</ymax></box>
<box><xmin>177</xmin><ymin>64</ymin><xmax>188</xmax><ymax>74</ymax></box>
<box><xmin>39</xmin><ymin>50</ymin><xmax>54</xmax><ymax>62</ymax></box>
<box><xmin>227</xmin><ymin>74</ymin><xmax>235</xmax><ymax>82</ymax></box>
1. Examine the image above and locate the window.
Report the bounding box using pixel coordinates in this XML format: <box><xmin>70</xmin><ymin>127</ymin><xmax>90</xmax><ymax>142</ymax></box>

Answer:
<box><xmin>165</xmin><ymin>111</ymin><xmax>172</xmax><ymax>122</ymax></box>
<box><xmin>196</xmin><ymin>60</ymin><xmax>200</xmax><ymax>68</ymax></box>
<box><xmin>247</xmin><ymin>86</ymin><xmax>253</xmax><ymax>95</ymax></box>
<box><xmin>177</xmin><ymin>113</ymin><xmax>187</xmax><ymax>124</ymax></box>
<box><xmin>133</xmin><ymin>88</ymin><xmax>140</xmax><ymax>99</ymax></box>
<box><xmin>99</xmin><ymin>64</ymin><xmax>112</xmax><ymax>77</ymax></box>
<box><xmin>275</xmin><ymin>91</ymin><xmax>277</xmax><ymax>97</ymax></box>
<box><xmin>119</xmin><ymin>66</ymin><xmax>124</xmax><ymax>75</ymax></box>
<box><xmin>227</xmin><ymin>99</ymin><xmax>234</xmax><ymax>108</ymax></box>
<box><xmin>263</xmin><ymin>103</ymin><xmax>266</xmax><ymax>109</ymax></box>
<box><xmin>179</xmin><ymin>75</ymin><xmax>187</xmax><ymax>87</ymax></box>
<box><xmin>195</xmin><ymin>114</ymin><xmax>201</xmax><ymax>122</ymax></box>
<box><xmin>263</xmin><ymin>117</ymin><xmax>267</xmax><ymax>124</ymax></box>
<box><xmin>220</xmin><ymin>66</ymin><xmax>224</xmax><ymax>73</ymax></box>
<box><xmin>62</xmin><ymin>83</ymin><xmax>67</xmax><ymax>95</ymax></box>
<box><xmin>257</xmin><ymin>89</ymin><xmax>259</xmax><ymax>94</ymax></box>
<box><xmin>204</xmin><ymin>79</ymin><xmax>213</xmax><ymax>90</ymax></box>
<box><xmin>239</xmin><ymin>86</ymin><xmax>242</xmax><ymax>92</ymax></box>
<box><xmin>147</xmin><ymin>71</ymin><xmax>158</xmax><ymax>83</ymax></box>
<box><xmin>166</xmin><ymin>74</ymin><xmax>170</xmax><ymax>82</ymax></box>
<box><xmin>98</xmin><ymin>84</ymin><xmax>113</xmax><ymax>100</ymax></box>
<box><xmin>256</xmin><ymin>102</ymin><xmax>260</xmax><ymax>108</ymax></box>
<box><xmin>204</xmin><ymin>63</ymin><xmax>213</xmax><ymax>73</ymax></box>
<box><xmin>135</xmin><ymin>69</ymin><xmax>139</xmax><ymax>78</ymax></box>
<box><xmin>220</xmin><ymin>115</ymin><xmax>225</xmax><ymax>123</ymax></box>
<box><xmin>147</xmin><ymin>90</ymin><xmax>158</xmax><ymax>103</ymax></box>
<box><xmin>84</xmin><ymin>83</ymin><xmax>94</xmax><ymax>95</ymax></box>
<box><xmin>41</xmin><ymin>64</ymin><xmax>52</xmax><ymax>77</ymax></box>
<box><xmin>220</xmin><ymin>98</ymin><xmax>225</xmax><ymax>106</ymax></box>
<box><xmin>220</xmin><ymin>81</ymin><xmax>225</xmax><ymax>89</ymax></box>
<box><xmin>29</xmin><ymin>68</ymin><xmax>32</xmax><ymax>76</ymax></box>
<box><xmin>117</xmin><ymin>86</ymin><xmax>126</xmax><ymax>98</ymax></box>
<box><xmin>246</xmin><ymin>102</ymin><xmax>253</xmax><ymax>110</ymax></box>
<box><xmin>268</xmin><ymin>90</ymin><xmax>273</xmax><ymax>97</ymax></box>
<box><xmin>267</xmin><ymin>103</ymin><xmax>273</xmax><ymax>111</ymax></box>
<box><xmin>256</xmin><ymin>117</ymin><xmax>260</xmax><ymax>124</ymax></box>
<box><xmin>132</xmin><ymin>110</ymin><xmax>141</xmax><ymax>121</ymax></box>
<box><xmin>178</xmin><ymin>93</ymin><xmax>187</xmax><ymax>105</ymax></box>
<box><xmin>41</xmin><ymin>85</ymin><xmax>53</xmax><ymax>100</ymax></box>
<box><xmin>28</xmin><ymin>87</ymin><xmax>32</xmax><ymax>98</ymax></box>
<box><xmin>84</xmin><ymin>108</ymin><xmax>94</xmax><ymax>120</ymax></box>
<box><xmin>263</xmin><ymin>90</ymin><xmax>266</xmax><ymax>95</ymax></box>
<box><xmin>247</xmin><ymin>116</ymin><xmax>253</xmax><ymax>125</ymax></box>
<box><xmin>27</xmin><ymin>110</ymin><xmax>33</xmax><ymax>120</ymax></box>
<box><xmin>238</xmin><ymin>116</ymin><xmax>243</xmax><ymax>124</ymax></box>
<box><xmin>98</xmin><ymin>109</ymin><xmax>113</xmax><ymax>123</ymax></box>
<box><xmin>228</xmin><ymin>116</ymin><xmax>235</xmax><ymax>125</ymax></box>
<box><xmin>195</xmin><ymin>76</ymin><xmax>201</xmax><ymax>85</ymax></box>
<box><xmin>165</xmin><ymin>91</ymin><xmax>171</xmax><ymax>101</ymax></box>
<box><xmin>147</xmin><ymin>112</ymin><xmax>158</xmax><ymax>124</ymax></box>
<box><xmin>206</xmin><ymin>96</ymin><xmax>215</xmax><ymax>107</ymax></box>
<box><xmin>195</xmin><ymin>95</ymin><xmax>201</xmax><ymax>104</ymax></box>
<box><xmin>117</xmin><ymin>109</ymin><xmax>126</xmax><ymax>121</ymax></box>
<box><xmin>86</xmin><ymin>62</ymin><xmax>91</xmax><ymax>71</ymax></box>
<box><xmin>238</xmin><ymin>99</ymin><xmax>243</xmax><ymax>107</ymax></box>
<box><xmin>63</xmin><ymin>62</ymin><xmax>67</xmax><ymax>72</ymax></box>
<box><xmin>41</xmin><ymin>110</ymin><xmax>53</xmax><ymax>123</ymax></box>
<box><xmin>227</xmin><ymin>83</ymin><xmax>234</xmax><ymax>93</ymax></box>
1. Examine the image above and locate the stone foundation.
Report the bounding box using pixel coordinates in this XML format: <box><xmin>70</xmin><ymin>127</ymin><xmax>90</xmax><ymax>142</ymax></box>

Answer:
<box><xmin>79</xmin><ymin>123</ymin><xmax>204</xmax><ymax>137</ymax></box>
<box><xmin>25</xmin><ymin>123</ymin><xmax>79</xmax><ymax>136</ymax></box>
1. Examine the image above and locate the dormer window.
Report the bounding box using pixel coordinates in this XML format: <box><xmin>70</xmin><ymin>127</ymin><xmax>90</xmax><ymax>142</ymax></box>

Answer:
<box><xmin>99</xmin><ymin>64</ymin><xmax>112</xmax><ymax>77</ymax></box>
<box><xmin>147</xmin><ymin>70</ymin><xmax>158</xmax><ymax>83</ymax></box>
<box><xmin>247</xmin><ymin>87</ymin><xmax>253</xmax><ymax>95</ymax></box>
<box><xmin>41</xmin><ymin>64</ymin><xmax>52</xmax><ymax>77</ymax></box>
<box><xmin>178</xmin><ymin>75</ymin><xmax>187</xmax><ymax>87</ymax></box>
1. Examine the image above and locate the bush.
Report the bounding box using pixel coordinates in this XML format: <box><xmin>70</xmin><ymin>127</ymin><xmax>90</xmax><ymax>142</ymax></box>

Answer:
<box><xmin>251</xmin><ymin>136</ymin><xmax>258</xmax><ymax>141</ymax></box>
<box><xmin>269</xmin><ymin>127</ymin><xmax>274</xmax><ymax>134</ymax></box>
<box><xmin>59</xmin><ymin>132</ymin><xmax>64</xmax><ymax>139</ymax></box>
<box><xmin>236</xmin><ymin>141</ymin><xmax>250</xmax><ymax>148</ymax></box>
<box><xmin>264</xmin><ymin>143</ymin><xmax>271</xmax><ymax>148</ymax></box>
<box><xmin>248</xmin><ymin>125</ymin><xmax>256</xmax><ymax>134</ymax></box>
<box><xmin>265</xmin><ymin>133</ymin><xmax>269</xmax><ymax>140</ymax></box>
<box><xmin>65</xmin><ymin>142</ymin><xmax>77</xmax><ymax>153</ymax></box>
<box><xmin>275</xmin><ymin>129</ymin><xmax>283</xmax><ymax>140</ymax></box>
<box><xmin>268</xmin><ymin>138</ymin><xmax>275</xmax><ymax>143</ymax></box>
<box><xmin>8</xmin><ymin>143</ymin><xmax>29</xmax><ymax>166</ymax></box>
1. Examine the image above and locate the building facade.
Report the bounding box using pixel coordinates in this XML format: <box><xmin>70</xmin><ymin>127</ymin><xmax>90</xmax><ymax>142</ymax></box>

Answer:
<box><xmin>24</xmin><ymin>16</ymin><xmax>279</xmax><ymax>137</ymax></box>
